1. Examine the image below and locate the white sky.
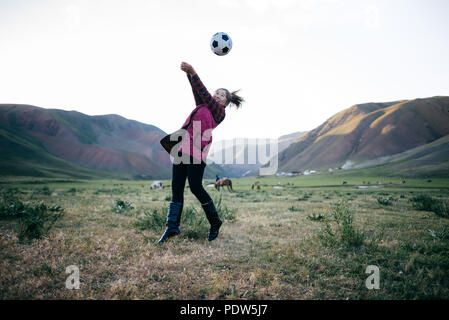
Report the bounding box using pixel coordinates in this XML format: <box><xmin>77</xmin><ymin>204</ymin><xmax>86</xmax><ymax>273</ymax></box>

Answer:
<box><xmin>1</xmin><ymin>0</ymin><xmax>448</xmax><ymax>142</ymax></box>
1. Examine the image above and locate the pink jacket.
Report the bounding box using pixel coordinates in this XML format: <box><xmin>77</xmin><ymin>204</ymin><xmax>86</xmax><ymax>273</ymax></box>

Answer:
<box><xmin>178</xmin><ymin>73</ymin><xmax>226</xmax><ymax>164</ymax></box>
<box><xmin>178</xmin><ymin>105</ymin><xmax>218</xmax><ymax>163</ymax></box>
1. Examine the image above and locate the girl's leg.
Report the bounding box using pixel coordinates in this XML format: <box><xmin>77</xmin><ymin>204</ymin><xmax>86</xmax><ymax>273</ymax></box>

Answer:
<box><xmin>172</xmin><ymin>162</ymin><xmax>187</xmax><ymax>203</ymax></box>
<box><xmin>157</xmin><ymin>163</ymin><xmax>187</xmax><ymax>243</ymax></box>
<box><xmin>186</xmin><ymin>162</ymin><xmax>222</xmax><ymax>241</ymax></box>
<box><xmin>186</xmin><ymin>162</ymin><xmax>212</xmax><ymax>204</ymax></box>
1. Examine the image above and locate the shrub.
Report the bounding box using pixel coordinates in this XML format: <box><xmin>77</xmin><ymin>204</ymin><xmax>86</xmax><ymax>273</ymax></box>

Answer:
<box><xmin>410</xmin><ymin>194</ymin><xmax>434</xmax><ymax>211</ymax></box>
<box><xmin>307</xmin><ymin>212</ymin><xmax>324</xmax><ymax>221</ymax></box>
<box><xmin>411</xmin><ymin>195</ymin><xmax>449</xmax><ymax>218</ymax></box>
<box><xmin>1</xmin><ymin>190</ymin><xmax>64</xmax><ymax>240</ymax></box>
<box><xmin>33</xmin><ymin>186</ymin><xmax>52</xmax><ymax>196</ymax></box>
<box><xmin>214</xmin><ymin>193</ymin><xmax>237</xmax><ymax>222</ymax></box>
<box><xmin>297</xmin><ymin>193</ymin><xmax>311</xmax><ymax>201</ymax></box>
<box><xmin>113</xmin><ymin>199</ymin><xmax>134</xmax><ymax>214</ymax></box>
<box><xmin>18</xmin><ymin>203</ymin><xmax>64</xmax><ymax>241</ymax></box>
<box><xmin>133</xmin><ymin>207</ymin><xmax>166</xmax><ymax>232</ymax></box>
<box><xmin>288</xmin><ymin>205</ymin><xmax>303</xmax><ymax>212</ymax></box>
<box><xmin>0</xmin><ymin>190</ymin><xmax>26</xmax><ymax>220</ymax></box>
<box><xmin>432</xmin><ymin>200</ymin><xmax>449</xmax><ymax>218</ymax></box>
<box><xmin>377</xmin><ymin>196</ymin><xmax>393</xmax><ymax>206</ymax></box>
<box><xmin>180</xmin><ymin>206</ymin><xmax>209</xmax><ymax>239</ymax></box>
<box><xmin>319</xmin><ymin>200</ymin><xmax>365</xmax><ymax>248</ymax></box>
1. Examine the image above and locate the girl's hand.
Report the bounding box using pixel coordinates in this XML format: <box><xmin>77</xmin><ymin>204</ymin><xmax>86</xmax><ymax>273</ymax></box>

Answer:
<box><xmin>181</xmin><ymin>62</ymin><xmax>196</xmax><ymax>76</ymax></box>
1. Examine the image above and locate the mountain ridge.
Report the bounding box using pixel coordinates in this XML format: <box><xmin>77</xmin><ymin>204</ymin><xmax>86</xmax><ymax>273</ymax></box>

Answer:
<box><xmin>278</xmin><ymin>96</ymin><xmax>449</xmax><ymax>173</ymax></box>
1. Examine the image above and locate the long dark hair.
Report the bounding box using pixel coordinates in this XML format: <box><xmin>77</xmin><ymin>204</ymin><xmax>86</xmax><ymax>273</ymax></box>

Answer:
<box><xmin>218</xmin><ymin>88</ymin><xmax>244</xmax><ymax>109</ymax></box>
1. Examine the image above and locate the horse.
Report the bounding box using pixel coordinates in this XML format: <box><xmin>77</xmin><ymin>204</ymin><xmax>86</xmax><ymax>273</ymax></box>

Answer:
<box><xmin>251</xmin><ymin>181</ymin><xmax>261</xmax><ymax>191</ymax></box>
<box><xmin>215</xmin><ymin>178</ymin><xmax>233</xmax><ymax>192</ymax></box>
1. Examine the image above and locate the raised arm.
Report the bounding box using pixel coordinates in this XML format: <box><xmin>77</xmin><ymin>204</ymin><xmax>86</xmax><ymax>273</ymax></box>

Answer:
<box><xmin>189</xmin><ymin>73</ymin><xmax>226</xmax><ymax>124</ymax></box>
<box><xmin>187</xmin><ymin>73</ymin><xmax>203</xmax><ymax>106</ymax></box>
<box><xmin>181</xmin><ymin>62</ymin><xmax>226</xmax><ymax>124</ymax></box>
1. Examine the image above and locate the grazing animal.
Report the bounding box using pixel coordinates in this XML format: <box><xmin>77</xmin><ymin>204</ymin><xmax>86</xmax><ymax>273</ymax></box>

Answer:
<box><xmin>215</xmin><ymin>178</ymin><xmax>233</xmax><ymax>192</ymax></box>
<box><xmin>151</xmin><ymin>181</ymin><xmax>163</xmax><ymax>189</ymax></box>
<box><xmin>252</xmin><ymin>181</ymin><xmax>261</xmax><ymax>191</ymax></box>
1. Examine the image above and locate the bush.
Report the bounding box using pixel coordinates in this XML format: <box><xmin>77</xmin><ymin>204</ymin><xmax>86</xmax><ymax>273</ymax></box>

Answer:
<box><xmin>432</xmin><ymin>200</ymin><xmax>449</xmax><ymax>218</ymax></box>
<box><xmin>33</xmin><ymin>186</ymin><xmax>52</xmax><ymax>196</ymax></box>
<box><xmin>319</xmin><ymin>200</ymin><xmax>365</xmax><ymax>248</ymax></box>
<box><xmin>67</xmin><ymin>188</ymin><xmax>77</xmax><ymax>194</ymax></box>
<box><xmin>0</xmin><ymin>190</ymin><xmax>26</xmax><ymax>220</ymax></box>
<box><xmin>180</xmin><ymin>206</ymin><xmax>209</xmax><ymax>239</ymax></box>
<box><xmin>297</xmin><ymin>193</ymin><xmax>311</xmax><ymax>201</ymax></box>
<box><xmin>1</xmin><ymin>189</ymin><xmax>65</xmax><ymax>241</ymax></box>
<box><xmin>377</xmin><ymin>196</ymin><xmax>394</xmax><ymax>206</ymax></box>
<box><xmin>113</xmin><ymin>199</ymin><xmax>134</xmax><ymax>214</ymax></box>
<box><xmin>133</xmin><ymin>207</ymin><xmax>166</xmax><ymax>232</ymax></box>
<box><xmin>307</xmin><ymin>212</ymin><xmax>324</xmax><ymax>221</ymax></box>
<box><xmin>18</xmin><ymin>203</ymin><xmax>64</xmax><ymax>241</ymax></box>
<box><xmin>411</xmin><ymin>194</ymin><xmax>434</xmax><ymax>211</ymax></box>
<box><xmin>411</xmin><ymin>195</ymin><xmax>449</xmax><ymax>218</ymax></box>
<box><xmin>288</xmin><ymin>205</ymin><xmax>302</xmax><ymax>212</ymax></box>
<box><xmin>214</xmin><ymin>193</ymin><xmax>237</xmax><ymax>222</ymax></box>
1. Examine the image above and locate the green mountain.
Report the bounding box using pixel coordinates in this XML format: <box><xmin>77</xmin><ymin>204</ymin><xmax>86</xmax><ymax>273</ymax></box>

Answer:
<box><xmin>0</xmin><ymin>124</ymin><xmax>119</xmax><ymax>179</ymax></box>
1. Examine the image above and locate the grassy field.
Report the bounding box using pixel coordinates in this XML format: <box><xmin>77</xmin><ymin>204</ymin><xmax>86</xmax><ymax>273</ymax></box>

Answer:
<box><xmin>1</xmin><ymin>174</ymin><xmax>449</xmax><ymax>299</ymax></box>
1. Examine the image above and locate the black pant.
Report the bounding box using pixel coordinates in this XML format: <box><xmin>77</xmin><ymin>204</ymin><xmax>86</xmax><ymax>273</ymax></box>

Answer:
<box><xmin>171</xmin><ymin>156</ymin><xmax>212</xmax><ymax>205</ymax></box>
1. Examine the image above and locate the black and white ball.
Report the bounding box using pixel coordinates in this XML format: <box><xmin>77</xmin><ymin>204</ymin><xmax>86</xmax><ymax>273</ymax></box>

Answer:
<box><xmin>210</xmin><ymin>32</ymin><xmax>232</xmax><ymax>56</ymax></box>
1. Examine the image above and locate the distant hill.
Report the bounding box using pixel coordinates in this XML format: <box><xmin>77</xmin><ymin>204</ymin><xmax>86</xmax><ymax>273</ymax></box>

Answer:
<box><xmin>0</xmin><ymin>123</ymin><xmax>121</xmax><ymax>179</ymax></box>
<box><xmin>0</xmin><ymin>104</ymin><xmax>171</xmax><ymax>179</ymax></box>
<box><xmin>277</xmin><ymin>96</ymin><xmax>449</xmax><ymax>175</ymax></box>
<box><xmin>209</xmin><ymin>131</ymin><xmax>307</xmax><ymax>177</ymax></box>
<box><xmin>348</xmin><ymin>134</ymin><xmax>449</xmax><ymax>177</ymax></box>
<box><xmin>0</xmin><ymin>104</ymin><xmax>229</xmax><ymax>179</ymax></box>
<box><xmin>4</xmin><ymin>96</ymin><xmax>448</xmax><ymax>180</ymax></box>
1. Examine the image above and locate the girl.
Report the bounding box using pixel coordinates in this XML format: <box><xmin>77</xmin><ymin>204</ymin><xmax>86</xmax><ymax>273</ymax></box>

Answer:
<box><xmin>158</xmin><ymin>62</ymin><xmax>244</xmax><ymax>243</ymax></box>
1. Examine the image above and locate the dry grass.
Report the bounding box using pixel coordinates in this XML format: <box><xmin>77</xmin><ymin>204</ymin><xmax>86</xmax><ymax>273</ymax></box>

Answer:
<box><xmin>1</xmin><ymin>178</ymin><xmax>449</xmax><ymax>299</ymax></box>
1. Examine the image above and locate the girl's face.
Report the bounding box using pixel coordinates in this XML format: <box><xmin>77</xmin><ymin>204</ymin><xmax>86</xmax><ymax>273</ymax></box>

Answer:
<box><xmin>213</xmin><ymin>89</ymin><xmax>228</xmax><ymax>107</ymax></box>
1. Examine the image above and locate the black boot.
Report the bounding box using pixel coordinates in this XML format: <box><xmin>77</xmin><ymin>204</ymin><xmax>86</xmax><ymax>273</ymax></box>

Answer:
<box><xmin>175</xmin><ymin>202</ymin><xmax>183</xmax><ymax>230</ymax></box>
<box><xmin>158</xmin><ymin>201</ymin><xmax>183</xmax><ymax>243</ymax></box>
<box><xmin>201</xmin><ymin>200</ymin><xmax>222</xmax><ymax>241</ymax></box>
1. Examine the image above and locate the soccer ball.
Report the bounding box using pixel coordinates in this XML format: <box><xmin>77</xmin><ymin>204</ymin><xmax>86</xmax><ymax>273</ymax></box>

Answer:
<box><xmin>210</xmin><ymin>32</ymin><xmax>232</xmax><ymax>56</ymax></box>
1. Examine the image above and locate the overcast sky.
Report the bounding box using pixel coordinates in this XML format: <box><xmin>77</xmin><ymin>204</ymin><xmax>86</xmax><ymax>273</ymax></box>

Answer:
<box><xmin>1</xmin><ymin>0</ymin><xmax>448</xmax><ymax>142</ymax></box>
